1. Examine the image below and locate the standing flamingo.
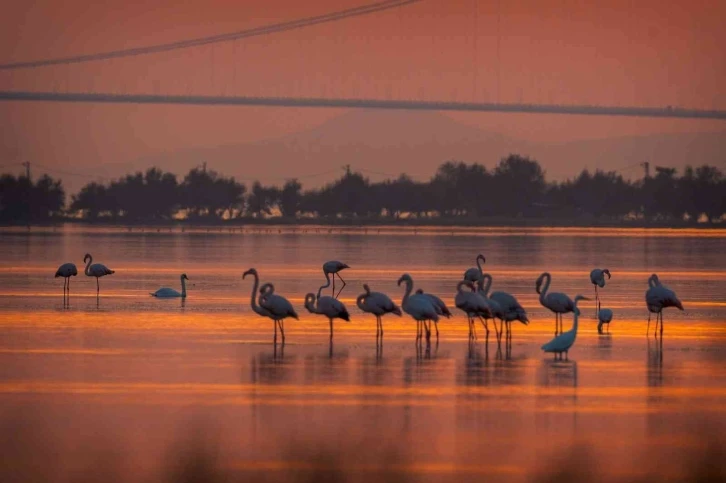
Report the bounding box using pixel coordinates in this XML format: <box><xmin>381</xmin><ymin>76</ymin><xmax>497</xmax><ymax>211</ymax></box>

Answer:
<box><xmin>597</xmin><ymin>308</ymin><xmax>613</xmax><ymax>334</ymax></box>
<box><xmin>536</xmin><ymin>272</ymin><xmax>575</xmax><ymax>336</ymax></box>
<box><xmin>305</xmin><ymin>293</ymin><xmax>350</xmax><ymax>340</ymax></box>
<box><xmin>454</xmin><ymin>280</ymin><xmax>491</xmax><ymax>340</ymax></box>
<box><xmin>463</xmin><ymin>254</ymin><xmax>486</xmax><ymax>283</ymax></box>
<box><xmin>397</xmin><ymin>274</ymin><xmax>439</xmax><ymax>342</ymax></box>
<box><xmin>541</xmin><ymin>295</ymin><xmax>589</xmax><ymax>360</ymax></box>
<box><xmin>415</xmin><ymin>289</ymin><xmax>452</xmax><ymax>339</ymax></box>
<box><xmin>356</xmin><ymin>284</ymin><xmax>401</xmax><ymax>338</ymax></box>
<box><xmin>475</xmin><ymin>274</ymin><xmax>504</xmax><ymax>341</ymax></box>
<box><xmin>150</xmin><ymin>273</ymin><xmax>189</xmax><ymax>298</ymax></box>
<box><xmin>83</xmin><ymin>253</ymin><xmax>114</xmax><ymax>296</ymax></box>
<box><xmin>55</xmin><ymin>262</ymin><xmax>78</xmax><ymax>298</ymax></box>
<box><xmin>258</xmin><ymin>282</ymin><xmax>299</xmax><ymax>342</ymax></box>
<box><xmin>243</xmin><ymin>269</ymin><xmax>282</xmax><ymax>342</ymax></box>
<box><xmin>318</xmin><ymin>260</ymin><xmax>350</xmax><ymax>299</ymax></box>
<box><xmin>645</xmin><ymin>274</ymin><xmax>684</xmax><ymax>337</ymax></box>
<box><xmin>590</xmin><ymin>268</ymin><xmax>611</xmax><ymax>316</ymax></box>
<box><xmin>490</xmin><ymin>290</ymin><xmax>529</xmax><ymax>343</ymax></box>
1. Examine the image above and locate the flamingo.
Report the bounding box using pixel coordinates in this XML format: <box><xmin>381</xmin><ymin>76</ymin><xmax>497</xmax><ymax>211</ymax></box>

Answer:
<box><xmin>489</xmin><ymin>290</ymin><xmax>529</xmax><ymax>343</ymax></box>
<box><xmin>55</xmin><ymin>262</ymin><xmax>78</xmax><ymax>298</ymax></box>
<box><xmin>597</xmin><ymin>308</ymin><xmax>613</xmax><ymax>334</ymax></box>
<box><xmin>541</xmin><ymin>295</ymin><xmax>589</xmax><ymax>360</ymax></box>
<box><xmin>258</xmin><ymin>282</ymin><xmax>299</xmax><ymax>342</ymax></box>
<box><xmin>536</xmin><ymin>272</ymin><xmax>575</xmax><ymax>336</ymax></box>
<box><xmin>645</xmin><ymin>274</ymin><xmax>684</xmax><ymax>337</ymax></box>
<box><xmin>475</xmin><ymin>273</ymin><xmax>504</xmax><ymax>340</ymax></box>
<box><xmin>356</xmin><ymin>284</ymin><xmax>402</xmax><ymax>338</ymax></box>
<box><xmin>305</xmin><ymin>293</ymin><xmax>350</xmax><ymax>340</ymax></box>
<box><xmin>590</xmin><ymin>268</ymin><xmax>611</xmax><ymax>316</ymax></box>
<box><xmin>397</xmin><ymin>274</ymin><xmax>439</xmax><ymax>342</ymax></box>
<box><xmin>83</xmin><ymin>253</ymin><xmax>115</xmax><ymax>296</ymax></box>
<box><xmin>454</xmin><ymin>280</ymin><xmax>491</xmax><ymax>340</ymax></box>
<box><xmin>415</xmin><ymin>288</ymin><xmax>452</xmax><ymax>339</ymax></box>
<box><xmin>242</xmin><ymin>268</ymin><xmax>282</xmax><ymax>342</ymax></box>
<box><xmin>463</xmin><ymin>254</ymin><xmax>486</xmax><ymax>283</ymax></box>
<box><xmin>318</xmin><ymin>260</ymin><xmax>350</xmax><ymax>299</ymax></box>
<box><xmin>150</xmin><ymin>273</ymin><xmax>189</xmax><ymax>298</ymax></box>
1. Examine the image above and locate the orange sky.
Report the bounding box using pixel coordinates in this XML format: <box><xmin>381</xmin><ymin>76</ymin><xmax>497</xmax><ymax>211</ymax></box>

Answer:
<box><xmin>0</xmin><ymin>0</ymin><xmax>724</xmax><ymax>190</ymax></box>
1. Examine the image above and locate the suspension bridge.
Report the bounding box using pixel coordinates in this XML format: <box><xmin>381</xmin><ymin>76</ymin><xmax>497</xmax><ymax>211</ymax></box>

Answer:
<box><xmin>1</xmin><ymin>0</ymin><xmax>724</xmax><ymax>120</ymax></box>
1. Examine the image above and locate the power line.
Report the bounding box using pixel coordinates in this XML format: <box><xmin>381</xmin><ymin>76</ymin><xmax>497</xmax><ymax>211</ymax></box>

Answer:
<box><xmin>0</xmin><ymin>0</ymin><xmax>422</xmax><ymax>70</ymax></box>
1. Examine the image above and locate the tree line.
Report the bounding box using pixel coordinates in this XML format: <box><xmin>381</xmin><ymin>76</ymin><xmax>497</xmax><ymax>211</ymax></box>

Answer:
<box><xmin>1</xmin><ymin>155</ymin><xmax>724</xmax><ymax>224</ymax></box>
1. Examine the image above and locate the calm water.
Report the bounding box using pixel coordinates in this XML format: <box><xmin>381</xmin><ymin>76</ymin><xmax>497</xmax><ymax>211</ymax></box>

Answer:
<box><xmin>1</xmin><ymin>225</ymin><xmax>725</xmax><ymax>482</ymax></box>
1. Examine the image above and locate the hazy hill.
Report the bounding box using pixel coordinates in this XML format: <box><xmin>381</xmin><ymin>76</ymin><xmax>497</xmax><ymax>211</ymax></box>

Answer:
<box><xmin>79</xmin><ymin>110</ymin><xmax>726</xmax><ymax>192</ymax></box>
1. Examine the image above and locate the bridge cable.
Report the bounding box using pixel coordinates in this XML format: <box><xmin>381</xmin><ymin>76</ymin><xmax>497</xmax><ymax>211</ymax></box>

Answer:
<box><xmin>0</xmin><ymin>0</ymin><xmax>422</xmax><ymax>70</ymax></box>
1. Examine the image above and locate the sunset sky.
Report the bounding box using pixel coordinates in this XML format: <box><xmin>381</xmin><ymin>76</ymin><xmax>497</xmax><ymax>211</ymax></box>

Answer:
<box><xmin>1</xmin><ymin>0</ymin><xmax>724</xmax><ymax>192</ymax></box>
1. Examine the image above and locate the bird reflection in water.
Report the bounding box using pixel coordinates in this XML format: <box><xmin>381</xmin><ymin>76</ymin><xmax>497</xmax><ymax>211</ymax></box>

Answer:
<box><xmin>537</xmin><ymin>359</ymin><xmax>579</xmax><ymax>389</ymax></box>
<box><xmin>597</xmin><ymin>333</ymin><xmax>613</xmax><ymax>354</ymax></box>
<box><xmin>458</xmin><ymin>340</ymin><xmax>490</xmax><ymax>387</ymax></box>
<box><xmin>249</xmin><ymin>345</ymin><xmax>291</xmax><ymax>386</ymax></box>
<box><xmin>647</xmin><ymin>336</ymin><xmax>664</xmax><ymax>388</ymax></box>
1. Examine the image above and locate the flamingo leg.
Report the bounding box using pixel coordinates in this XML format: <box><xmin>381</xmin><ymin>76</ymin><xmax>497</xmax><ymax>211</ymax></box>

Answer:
<box><xmin>334</xmin><ymin>273</ymin><xmax>347</xmax><ymax>299</ymax></box>
<box><xmin>96</xmin><ymin>277</ymin><xmax>100</xmax><ymax>295</ymax></box>
<box><xmin>660</xmin><ymin>312</ymin><xmax>664</xmax><ymax>338</ymax></box>
<box><xmin>595</xmin><ymin>286</ymin><xmax>599</xmax><ymax>318</ymax></box>
<box><xmin>329</xmin><ymin>318</ymin><xmax>333</xmax><ymax>340</ymax></box>
<box><xmin>434</xmin><ymin>320</ymin><xmax>439</xmax><ymax>339</ymax></box>
<box><xmin>554</xmin><ymin>314</ymin><xmax>558</xmax><ymax>336</ymax></box>
<box><xmin>380</xmin><ymin>317</ymin><xmax>384</xmax><ymax>337</ymax></box>
<box><xmin>646</xmin><ymin>312</ymin><xmax>651</xmax><ymax>335</ymax></box>
<box><xmin>274</xmin><ymin>319</ymin><xmax>278</xmax><ymax>341</ymax></box>
<box><xmin>279</xmin><ymin>320</ymin><xmax>285</xmax><ymax>342</ymax></box>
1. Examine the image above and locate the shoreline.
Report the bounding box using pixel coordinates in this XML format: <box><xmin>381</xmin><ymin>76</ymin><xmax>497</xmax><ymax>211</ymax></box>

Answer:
<box><xmin>0</xmin><ymin>216</ymin><xmax>723</xmax><ymax>231</ymax></box>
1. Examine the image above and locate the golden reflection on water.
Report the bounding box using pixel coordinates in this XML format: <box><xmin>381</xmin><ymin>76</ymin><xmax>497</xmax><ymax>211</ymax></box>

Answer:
<box><xmin>1</xmin><ymin>225</ymin><xmax>725</xmax><ymax>482</ymax></box>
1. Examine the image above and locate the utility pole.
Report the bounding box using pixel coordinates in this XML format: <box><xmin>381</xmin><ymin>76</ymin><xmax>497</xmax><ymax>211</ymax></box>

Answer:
<box><xmin>640</xmin><ymin>161</ymin><xmax>650</xmax><ymax>179</ymax></box>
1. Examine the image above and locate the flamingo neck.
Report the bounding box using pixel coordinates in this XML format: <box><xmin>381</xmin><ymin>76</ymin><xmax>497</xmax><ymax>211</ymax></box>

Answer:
<box><xmin>317</xmin><ymin>271</ymin><xmax>331</xmax><ymax>300</ymax></box>
<box><xmin>84</xmin><ymin>256</ymin><xmax>93</xmax><ymax>276</ymax></box>
<box><xmin>400</xmin><ymin>279</ymin><xmax>413</xmax><ymax>309</ymax></box>
<box><xmin>305</xmin><ymin>295</ymin><xmax>319</xmax><ymax>314</ymax></box>
<box><xmin>479</xmin><ymin>274</ymin><xmax>492</xmax><ymax>297</ymax></box>
<box><xmin>248</xmin><ymin>273</ymin><xmax>261</xmax><ymax>314</ymax></box>
<box><xmin>539</xmin><ymin>273</ymin><xmax>551</xmax><ymax>304</ymax></box>
<box><xmin>476</xmin><ymin>255</ymin><xmax>484</xmax><ymax>272</ymax></box>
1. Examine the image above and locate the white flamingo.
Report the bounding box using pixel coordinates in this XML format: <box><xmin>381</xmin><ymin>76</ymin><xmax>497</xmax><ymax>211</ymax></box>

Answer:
<box><xmin>150</xmin><ymin>273</ymin><xmax>189</xmax><ymax>298</ymax></box>
<box><xmin>356</xmin><ymin>284</ymin><xmax>402</xmax><ymax>338</ymax></box>
<box><xmin>83</xmin><ymin>253</ymin><xmax>115</xmax><ymax>296</ymax></box>
<box><xmin>259</xmin><ymin>282</ymin><xmax>299</xmax><ymax>342</ymax></box>
<box><xmin>55</xmin><ymin>262</ymin><xmax>78</xmax><ymax>297</ymax></box>
<box><xmin>397</xmin><ymin>274</ymin><xmax>439</xmax><ymax>342</ymax></box>
<box><xmin>541</xmin><ymin>295</ymin><xmax>589</xmax><ymax>360</ymax></box>
<box><xmin>305</xmin><ymin>293</ymin><xmax>350</xmax><ymax>340</ymax></box>
<box><xmin>536</xmin><ymin>272</ymin><xmax>575</xmax><ymax>336</ymax></box>
<box><xmin>242</xmin><ymin>268</ymin><xmax>282</xmax><ymax>341</ymax></box>
<box><xmin>463</xmin><ymin>254</ymin><xmax>486</xmax><ymax>283</ymax></box>
<box><xmin>645</xmin><ymin>274</ymin><xmax>684</xmax><ymax>337</ymax></box>
<box><xmin>318</xmin><ymin>260</ymin><xmax>350</xmax><ymax>299</ymax></box>
<box><xmin>455</xmin><ymin>280</ymin><xmax>491</xmax><ymax>340</ymax></box>
<box><xmin>415</xmin><ymin>288</ymin><xmax>452</xmax><ymax>339</ymax></box>
<box><xmin>590</xmin><ymin>268</ymin><xmax>611</xmax><ymax>315</ymax></box>
<box><xmin>598</xmin><ymin>308</ymin><xmax>613</xmax><ymax>333</ymax></box>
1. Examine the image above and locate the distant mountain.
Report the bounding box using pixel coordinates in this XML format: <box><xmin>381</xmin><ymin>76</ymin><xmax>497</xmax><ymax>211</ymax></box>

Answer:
<box><xmin>81</xmin><ymin>110</ymin><xmax>726</xmax><ymax>192</ymax></box>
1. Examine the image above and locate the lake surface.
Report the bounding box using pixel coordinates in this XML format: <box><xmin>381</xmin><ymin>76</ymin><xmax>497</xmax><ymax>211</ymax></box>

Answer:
<box><xmin>1</xmin><ymin>225</ymin><xmax>725</xmax><ymax>482</ymax></box>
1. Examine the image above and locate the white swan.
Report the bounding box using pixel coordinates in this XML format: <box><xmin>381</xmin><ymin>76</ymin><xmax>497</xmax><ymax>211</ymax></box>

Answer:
<box><xmin>151</xmin><ymin>274</ymin><xmax>189</xmax><ymax>298</ymax></box>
